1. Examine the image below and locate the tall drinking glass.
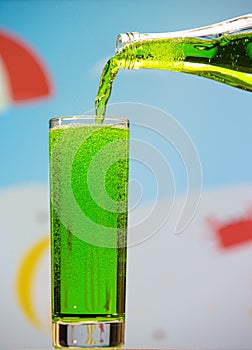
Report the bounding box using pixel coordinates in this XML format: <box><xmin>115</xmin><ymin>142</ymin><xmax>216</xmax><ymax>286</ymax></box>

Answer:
<box><xmin>49</xmin><ymin>116</ymin><xmax>129</xmax><ymax>348</ymax></box>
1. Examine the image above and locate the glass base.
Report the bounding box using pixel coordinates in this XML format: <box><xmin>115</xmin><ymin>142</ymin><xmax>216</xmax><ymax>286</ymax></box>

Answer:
<box><xmin>52</xmin><ymin>321</ymin><xmax>125</xmax><ymax>349</ymax></box>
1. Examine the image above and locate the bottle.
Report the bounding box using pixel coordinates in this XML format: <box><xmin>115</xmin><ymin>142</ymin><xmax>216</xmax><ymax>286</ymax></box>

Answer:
<box><xmin>95</xmin><ymin>14</ymin><xmax>252</xmax><ymax>116</ymax></box>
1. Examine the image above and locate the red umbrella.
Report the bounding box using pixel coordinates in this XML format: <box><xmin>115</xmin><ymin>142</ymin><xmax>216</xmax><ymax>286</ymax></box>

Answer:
<box><xmin>0</xmin><ymin>29</ymin><xmax>52</xmax><ymax>109</ymax></box>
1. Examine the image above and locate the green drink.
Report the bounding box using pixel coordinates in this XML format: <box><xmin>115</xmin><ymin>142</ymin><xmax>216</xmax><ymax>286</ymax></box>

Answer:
<box><xmin>95</xmin><ymin>14</ymin><xmax>252</xmax><ymax>116</ymax></box>
<box><xmin>49</xmin><ymin>116</ymin><xmax>129</xmax><ymax>348</ymax></box>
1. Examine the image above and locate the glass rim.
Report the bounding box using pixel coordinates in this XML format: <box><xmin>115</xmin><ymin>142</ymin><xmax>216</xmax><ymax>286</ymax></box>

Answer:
<box><xmin>49</xmin><ymin>115</ymin><xmax>129</xmax><ymax>129</ymax></box>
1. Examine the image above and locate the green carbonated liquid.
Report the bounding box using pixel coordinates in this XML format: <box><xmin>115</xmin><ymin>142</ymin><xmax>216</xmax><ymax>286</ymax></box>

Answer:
<box><xmin>49</xmin><ymin>124</ymin><xmax>129</xmax><ymax>323</ymax></box>
<box><xmin>95</xmin><ymin>32</ymin><xmax>252</xmax><ymax>116</ymax></box>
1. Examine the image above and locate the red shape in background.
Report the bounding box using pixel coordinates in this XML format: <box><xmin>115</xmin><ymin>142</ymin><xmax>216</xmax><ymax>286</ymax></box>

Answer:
<box><xmin>0</xmin><ymin>29</ymin><xmax>52</xmax><ymax>102</ymax></box>
<box><xmin>207</xmin><ymin>211</ymin><xmax>252</xmax><ymax>249</ymax></box>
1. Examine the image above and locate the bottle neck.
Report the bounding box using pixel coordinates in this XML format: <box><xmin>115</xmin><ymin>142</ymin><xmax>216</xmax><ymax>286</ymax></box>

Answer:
<box><xmin>116</xmin><ymin>13</ymin><xmax>252</xmax><ymax>54</ymax></box>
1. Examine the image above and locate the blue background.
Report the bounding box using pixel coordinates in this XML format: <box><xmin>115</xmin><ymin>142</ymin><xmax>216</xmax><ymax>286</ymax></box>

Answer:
<box><xmin>0</xmin><ymin>0</ymin><xmax>251</xmax><ymax>197</ymax></box>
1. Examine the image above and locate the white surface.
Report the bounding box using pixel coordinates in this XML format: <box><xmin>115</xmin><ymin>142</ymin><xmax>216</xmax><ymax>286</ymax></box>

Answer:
<box><xmin>1</xmin><ymin>184</ymin><xmax>252</xmax><ymax>349</ymax></box>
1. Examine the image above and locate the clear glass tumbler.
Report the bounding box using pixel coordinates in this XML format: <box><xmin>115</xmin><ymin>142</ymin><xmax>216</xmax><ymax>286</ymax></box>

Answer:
<box><xmin>49</xmin><ymin>116</ymin><xmax>129</xmax><ymax>348</ymax></box>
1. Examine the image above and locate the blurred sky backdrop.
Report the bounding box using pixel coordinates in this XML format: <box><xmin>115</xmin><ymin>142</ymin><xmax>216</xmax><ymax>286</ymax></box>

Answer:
<box><xmin>0</xmin><ymin>0</ymin><xmax>251</xmax><ymax>196</ymax></box>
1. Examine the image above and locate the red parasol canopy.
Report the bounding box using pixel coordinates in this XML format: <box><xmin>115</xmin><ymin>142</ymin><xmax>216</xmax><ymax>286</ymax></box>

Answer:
<box><xmin>0</xmin><ymin>29</ymin><xmax>52</xmax><ymax>107</ymax></box>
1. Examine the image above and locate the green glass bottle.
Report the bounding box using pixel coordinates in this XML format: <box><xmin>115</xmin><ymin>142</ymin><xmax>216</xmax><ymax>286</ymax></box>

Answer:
<box><xmin>95</xmin><ymin>14</ymin><xmax>252</xmax><ymax>116</ymax></box>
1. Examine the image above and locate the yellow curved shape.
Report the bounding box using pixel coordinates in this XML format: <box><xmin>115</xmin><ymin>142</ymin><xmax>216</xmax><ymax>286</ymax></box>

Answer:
<box><xmin>16</xmin><ymin>235</ymin><xmax>50</xmax><ymax>331</ymax></box>
<box><xmin>86</xmin><ymin>324</ymin><xmax>97</xmax><ymax>345</ymax></box>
